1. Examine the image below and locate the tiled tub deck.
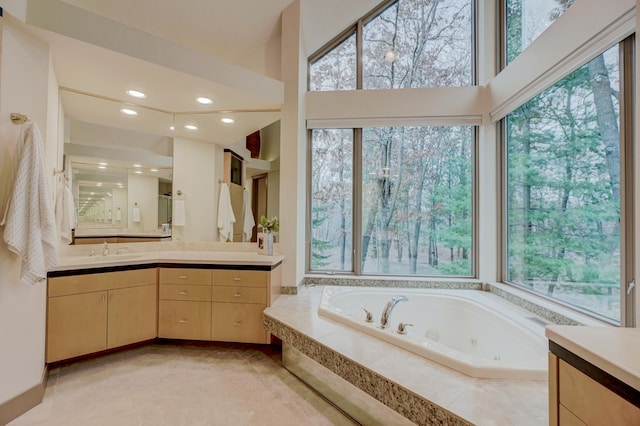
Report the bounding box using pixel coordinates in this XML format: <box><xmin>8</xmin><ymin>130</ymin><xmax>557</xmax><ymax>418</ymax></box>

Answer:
<box><xmin>264</xmin><ymin>285</ymin><xmax>549</xmax><ymax>426</ymax></box>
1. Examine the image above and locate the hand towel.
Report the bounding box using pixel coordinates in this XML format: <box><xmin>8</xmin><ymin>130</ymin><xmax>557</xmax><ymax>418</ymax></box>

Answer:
<box><xmin>217</xmin><ymin>183</ymin><xmax>236</xmax><ymax>242</ymax></box>
<box><xmin>2</xmin><ymin>122</ymin><xmax>58</xmax><ymax>284</ymax></box>
<box><xmin>173</xmin><ymin>199</ymin><xmax>186</xmax><ymax>227</ymax></box>
<box><xmin>132</xmin><ymin>206</ymin><xmax>141</xmax><ymax>223</ymax></box>
<box><xmin>55</xmin><ymin>179</ymin><xmax>76</xmax><ymax>245</ymax></box>
<box><xmin>116</xmin><ymin>208</ymin><xmax>122</xmax><ymax>221</ymax></box>
<box><xmin>242</xmin><ymin>190</ymin><xmax>255</xmax><ymax>241</ymax></box>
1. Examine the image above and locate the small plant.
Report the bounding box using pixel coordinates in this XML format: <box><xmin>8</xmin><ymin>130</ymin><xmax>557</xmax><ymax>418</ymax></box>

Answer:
<box><xmin>259</xmin><ymin>215</ymin><xmax>279</xmax><ymax>233</ymax></box>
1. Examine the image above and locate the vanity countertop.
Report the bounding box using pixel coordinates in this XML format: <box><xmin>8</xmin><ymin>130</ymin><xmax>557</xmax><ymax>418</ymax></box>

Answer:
<box><xmin>545</xmin><ymin>325</ymin><xmax>640</xmax><ymax>390</ymax></box>
<box><xmin>50</xmin><ymin>249</ymin><xmax>285</xmax><ymax>271</ymax></box>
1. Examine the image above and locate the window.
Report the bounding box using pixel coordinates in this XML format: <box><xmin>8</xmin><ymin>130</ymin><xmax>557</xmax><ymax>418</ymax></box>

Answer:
<box><xmin>505</xmin><ymin>44</ymin><xmax>627</xmax><ymax>322</ymax></box>
<box><xmin>310</xmin><ymin>126</ymin><xmax>475</xmax><ymax>277</ymax></box>
<box><xmin>309</xmin><ymin>33</ymin><xmax>356</xmax><ymax>91</ymax></box>
<box><xmin>309</xmin><ymin>0</ymin><xmax>474</xmax><ymax>91</ymax></box>
<box><xmin>310</xmin><ymin>129</ymin><xmax>353</xmax><ymax>271</ymax></box>
<box><xmin>504</xmin><ymin>0</ymin><xmax>575</xmax><ymax>65</ymax></box>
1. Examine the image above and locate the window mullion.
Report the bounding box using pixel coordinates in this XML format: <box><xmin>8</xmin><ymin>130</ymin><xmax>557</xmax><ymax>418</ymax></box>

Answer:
<box><xmin>353</xmin><ymin>128</ymin><xmax>363</xmax><ymax>275</ymax></box>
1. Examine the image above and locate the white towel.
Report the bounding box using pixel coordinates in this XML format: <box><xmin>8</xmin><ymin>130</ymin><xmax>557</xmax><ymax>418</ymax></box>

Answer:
<box><xmin>217</xmin><ymin>183</ymin><xmax>236</xmax><ymax>242</ymax></box>
<box><xmin>2</xmin><ymin>122</ymin><xmax>58</xmax><ymax>284</ymax></box>
<box><xmin>242</xmin><ymin>190</ymin><xmax>255</xmax><ymax>241</ymax></box>
<box><xmin>54</xmin><ymin>179</ymin><xmax>76</xmax><ymax>245</ymax></box>
<box><xmin>116</xmin><ymin>208</ymin><xmax>122</xmax><ymax>221</ymax></box>
<box><xmin>173</xmin><ymin>199</ymin><xmax>186</xmax><ymax>227</ymax></box>
<box><xmin>132</xmin><ymin>206</ymin><xmax>141</xmax><ymax>223</ymax></box>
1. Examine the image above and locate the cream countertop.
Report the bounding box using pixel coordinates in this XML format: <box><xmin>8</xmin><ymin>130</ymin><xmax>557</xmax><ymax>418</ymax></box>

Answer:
<box><xmin>545</xmin><ymin>325</ymin><xmax>640</xmax><ymax>390</ymax></box>
<box><xmin>51</xmin><ymin>242</ymin><xmax>284</xmax><ymax>271</ymax></box>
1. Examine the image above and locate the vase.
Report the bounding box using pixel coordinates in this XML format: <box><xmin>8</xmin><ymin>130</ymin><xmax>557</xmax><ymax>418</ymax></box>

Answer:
<box><xmin>257</xmin><ymin>232</ymin><xmax>274</xmax><ymax>256</ymax></box>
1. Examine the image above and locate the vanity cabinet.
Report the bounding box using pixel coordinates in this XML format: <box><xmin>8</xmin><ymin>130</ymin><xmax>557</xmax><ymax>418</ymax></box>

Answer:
<box><xmin>158</xmin><ymin>268</ymin><xmax>212</xmax><ymax>340</ymax></box>
<box><xmin>549</xmin><ymin>350</ymin><xmax>640</xmax><ymax>426</ymax></box>
<box><xmin>46</xmin><ymin>268</ymin><xmax>157</xmax><ymax>363</ymax></box>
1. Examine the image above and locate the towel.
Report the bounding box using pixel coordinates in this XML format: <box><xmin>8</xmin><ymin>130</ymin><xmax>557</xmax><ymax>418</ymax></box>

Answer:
<box><xmin>173</xmin><ymin>199</ymin><xmax>186</xmax><ymax>227</ymax></box>
<box><xmin>107</xmin><ymin>209</ymin><xmax>112</xmax><ymax>221</ymax></box>
<box><xmin>116</xmin><ymin>208</ymin><xmax>122</xmax><ymax>221</ymax></box>
<box><xmin>54</xmin><ymin>178</ymin><xmax>76</xmax><ymax>245</ymax></box>
<box><xmin>2</xmin><ymin>121</ymin><xmax>58</xmax><ymax>284</ymax></box>
<box><xmin>217</xmin><ymin>183</ymin><xmax>236</xmax><ymax>242</ymax></box>
<box><xmin>132</xmin><ymin>206</ymin><xmax>141</xmax><ymax>223</ymax></box>
<box><xmin>242</xmin><ymin>190</ymin><xmax>255</xmax><ymax>241</ymax></box>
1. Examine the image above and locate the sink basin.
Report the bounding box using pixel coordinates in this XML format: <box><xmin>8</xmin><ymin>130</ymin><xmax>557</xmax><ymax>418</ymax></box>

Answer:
<box><xmin>60</xmin><ymin>253</ymin><xmax>144</xmax><ymax>264</ymax></box>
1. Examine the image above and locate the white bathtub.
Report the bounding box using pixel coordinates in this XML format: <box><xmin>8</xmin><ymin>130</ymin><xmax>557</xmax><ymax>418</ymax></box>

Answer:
<box><xmin>318</xmin><ymin>286</ymin><xmax>548</xmax><ymax>380</ymax></box>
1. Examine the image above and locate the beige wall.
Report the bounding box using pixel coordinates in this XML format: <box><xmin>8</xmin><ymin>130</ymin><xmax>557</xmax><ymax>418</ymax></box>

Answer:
<box><xmin>0</xmin><ymin>15</ymin><xmax>59</xmax><ymax>405</ymax></box>
<box><xmin>127</xmin><ymin>174</ymin><xmax>159</xmax><ymax>231</ymax></box>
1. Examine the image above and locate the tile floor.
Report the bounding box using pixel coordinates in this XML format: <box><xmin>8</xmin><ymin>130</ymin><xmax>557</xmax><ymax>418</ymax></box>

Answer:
<box><xmin>10</xmin><ymin>341</ymin><xmax>358</xmax><ymax>426</ymax></box>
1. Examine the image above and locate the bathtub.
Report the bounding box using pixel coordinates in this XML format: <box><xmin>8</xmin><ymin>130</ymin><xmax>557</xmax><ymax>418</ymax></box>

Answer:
<box><xmin>318</xmin><ymin>286</ymin><xmax>548</xmax><ymax>380</ymax></box>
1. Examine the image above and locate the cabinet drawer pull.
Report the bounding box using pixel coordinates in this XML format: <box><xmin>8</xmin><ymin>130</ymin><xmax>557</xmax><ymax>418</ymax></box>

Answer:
<box><xmin>102</xmin><ymin>295</ymin><xmax>106</xmax><ymax>303</ymax></box>
<box><xmin>233</xmin><ymin>322</ymin><xmax>241</xmax><ymax>327</ymax></box>
<box><xmin>179</xmin><ymin>291</ymin><xmax>188</xmax><ymax>295</ymax></box>
<box><xmin>233</xmin><ymin>277</ymin><xmax>241</xmax><ymax>281</ymax></box>
<box><xmin>179</xmin><ymin>275</ymin><xmax>188</xmax><ymax>279</ymax></box>
<box><xmin>179</xmin><ymin>319</ymin><xmax>188</xmax><ymax>324</ymax></box>
<box><xmin>233</xmin><ymin>293</ymin><xmax>242</xmax><ymax>298</ymax></box>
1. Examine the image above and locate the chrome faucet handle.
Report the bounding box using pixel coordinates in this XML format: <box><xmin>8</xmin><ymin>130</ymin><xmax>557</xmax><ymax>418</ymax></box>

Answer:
<box><xmin>362</xmin><ymin>308</ymin><xmax>373</xmax><ymax>323</ymax></box>
<box><xmin>88</xmin><ymin>249</ymin><xmax>96</xmax><ymax>257</ymax></box>
<box><xmin>397</xmin><ymin>323</ymin><xmax>413</xmax><ymax>335</ymax></box>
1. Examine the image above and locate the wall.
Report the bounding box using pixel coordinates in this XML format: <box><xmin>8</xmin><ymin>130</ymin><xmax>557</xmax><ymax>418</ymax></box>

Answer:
<box><xmin>112</xmin><ymin>187</ymin><xmax>128</xmax><ymax>225</ymax></box>
<box><xmin>0</xmin><ymin>13</ymin><xmax>58</xmax><ymax>408</ymax></box>
<box><xmin>127</xmin><ymin>174</ymin><xmax>159</xmax><ymax>231</ymax></box>
<box><xmin>172</xmin><ymin>137</ymin><xmax>219</xmax><ymax>241</ymax></box>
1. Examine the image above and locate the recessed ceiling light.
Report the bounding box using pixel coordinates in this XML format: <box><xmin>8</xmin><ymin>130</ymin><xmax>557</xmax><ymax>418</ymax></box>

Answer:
<box><xmin>150</xmin><ymin>168</ymin><xmax>158</xmax><ymax>172</ymax></box>
<box><xmin>96</xmin><ymin>183</ymin><xmax>102</xmax><ymax>187</ymax></box>
<box><xmin>135</xmin><ymin>170</ymin><xmax>143</xmax><ymax>174</ymax></box>
<box><xmin>133</xmin><ymin>164</ymin><xmax>142</xmax><ymax>168</ymax></box>
<box><xmin>184</xmin><ymin>124</ymin><xmax>198</xmax><ymax>130</ymax></box>
<box><xmin>221</xmin><ymin>118</ymin><xmax>234</xmax><ymax>124</ymax></box>
<box><xmin>117</xmin><ymin>183</ymin><xmax>123</xmax><ymax>186</ymax></box>
<box><xmin>90</xmin><ymin>192</ymin><xmax>95</xmax><ymax>195</ymax></box>
<box><xmin>98</xmin><ymin>165</ymin><xmax>106</xmax><ymax>169</ymax></box>
<box><xmin>126</xmin><ymin>90</ymin><xmax>146</xmax><ymax>98</ymax></box>
<box><xmin>121</xmin><ymin>108</ymin><xmax>138</xmax><ymax>116</ymax></box>
<box><xmin>169</xmin><ymin>126</ymin><xmax>175</xmax><ymax>131</ymax></box>
<box><xmin>98</xmin><ymin>162</ymin><xmax>108</xmax><ymax>166</ymax></box>
<box><xmin>196</xmin><ymin>97</ymin><xmax>213</xmax><ymax>105</ymax></box>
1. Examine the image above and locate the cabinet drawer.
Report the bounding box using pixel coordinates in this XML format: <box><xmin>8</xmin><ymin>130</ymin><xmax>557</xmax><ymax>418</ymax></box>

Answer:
<box><xmin>213</xmin><ymin>269</ymin><xmax>267</xmax><ymax>287</ymax></box>
<box><xmin>211</xmin><ymin>286</ymin><xmax>266</xmax><ymax>304</ymax></box>
<box><xmin>559</xmin><ymin>359</ymin><xmax>640</xmax><ymax>425</ymax></box>
<box><xmin>211</xmin><ymin>302</ymin><xmax>268</xmax><ymax>344</ymax></box>
<box><xmin>48</xmin><ymin>269</ymin><xmax>156</xmax><ymax>297</ymax></box>
<box><xmin>159</xmin><ymin>268</ymin><xmax>211</xmax><ymax>285</ymax></box>
<box><xmin>159</xmin><ymin>284</ymin><xmax>211</xmax><ymax>301</ymax></box>
<box><xmin>158</xmin><ymin>300</ymin><xmax>211</xmax><ymax>340</ymax></box>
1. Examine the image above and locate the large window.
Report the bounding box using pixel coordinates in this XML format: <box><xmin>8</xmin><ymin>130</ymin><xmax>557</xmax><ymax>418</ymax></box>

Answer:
<box><xmin>310</xmin><ymin>126</ymin><xmax>474</xmax><ymax>277</ymax></box>
<box><xmin>309</xmin><ymin>0</ymin><xmax>474</xmax><ymax>91</ymax></box>
<box><xmin>504</xmin><ymin>0</ymin><xmax>575</xmax><ymax>64</ymax></box>
<box><xmin>505</xmin><ymin>44</ymin><xmax>628</xmax><ymax>322</ymax></box>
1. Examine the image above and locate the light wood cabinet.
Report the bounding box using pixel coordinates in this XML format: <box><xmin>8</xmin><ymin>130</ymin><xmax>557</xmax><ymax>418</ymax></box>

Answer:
<box><xmin>211</xmin><ymin>302</ymin><xmax>268</xmax><ymax>343</ymax></box>
<box><xmin>158</xmin><ymin>268</ymin><xmax>212</xmax><ymax>340</ymax></box>
<box><xmin>549</xmin><ymin>352</ymin><xmax>640</xmax><ymax>426</ymax></box>
<box><xmin>46</xmin><ymin>268</ymin><xmax>156</xmax><ymax>363</ymax></box>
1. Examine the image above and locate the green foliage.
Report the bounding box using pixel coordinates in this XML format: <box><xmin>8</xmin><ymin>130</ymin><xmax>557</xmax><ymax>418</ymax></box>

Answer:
<box><xmin>259</xmin><ymin>215</ymin><xmax>279</xmax><ymax>233</ymax></box>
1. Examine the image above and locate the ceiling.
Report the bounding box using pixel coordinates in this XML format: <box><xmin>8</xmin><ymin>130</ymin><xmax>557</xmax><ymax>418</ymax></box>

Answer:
<box><xmin>13</xmin><ymin>0</ymin><xmax>381</xmax><ymax>147</ymax></box>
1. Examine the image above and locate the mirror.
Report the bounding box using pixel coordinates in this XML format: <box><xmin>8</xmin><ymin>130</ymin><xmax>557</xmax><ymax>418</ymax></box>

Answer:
<box><xmin>62</xmin><ymin>89</ymin><xmax>174</xmax><ymax>239</ymax></box>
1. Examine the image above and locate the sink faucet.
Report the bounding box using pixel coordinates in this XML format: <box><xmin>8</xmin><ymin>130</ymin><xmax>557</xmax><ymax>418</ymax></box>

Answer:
<box><xmin>102</xmin><ymin>242</ymin><xmax>109</xmax><ymax>256</ymax></box>
<box><xmin>380</xmin><ymin>295</ymin><xmax>408</xmax><ymax>329</ymax></box>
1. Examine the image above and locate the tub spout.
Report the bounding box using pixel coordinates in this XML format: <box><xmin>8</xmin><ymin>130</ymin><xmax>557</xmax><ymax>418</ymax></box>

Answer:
<box><xmin>380</xmin><ymin>295</ymin><xmax>408</xmax><ymax>329</ymax></box>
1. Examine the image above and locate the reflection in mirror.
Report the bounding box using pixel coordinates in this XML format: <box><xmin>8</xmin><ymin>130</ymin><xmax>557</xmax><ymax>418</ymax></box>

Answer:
<box><xmin>61</xmin><ymin>89</ymin><xmax>174</xmax><ymax>241</ymax></box>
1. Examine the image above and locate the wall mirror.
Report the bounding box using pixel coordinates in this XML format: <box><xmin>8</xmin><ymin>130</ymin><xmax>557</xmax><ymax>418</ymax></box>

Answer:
<box><xmin>61</xmin><ymin>89</ymin><xmax>174</xmax><ymax>240</ymax></box>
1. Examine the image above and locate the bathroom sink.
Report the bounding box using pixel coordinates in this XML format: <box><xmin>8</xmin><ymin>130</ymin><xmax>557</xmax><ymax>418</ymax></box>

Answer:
<box><xmin>60</xmin><ymin>253</ymin><xmax>144</xmax><ymax>264</ymax></box>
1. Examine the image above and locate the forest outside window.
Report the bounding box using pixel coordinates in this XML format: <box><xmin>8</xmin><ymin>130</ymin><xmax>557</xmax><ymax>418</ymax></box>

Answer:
<box><xmin>505</xmin><ymin>43</ymin><xmax>629</xmax><ymax>323</ymax></box>
<box><xmin>309</xmin><ymin>0</ymin><xmax>474</xmax><ymax>91</ymax></box>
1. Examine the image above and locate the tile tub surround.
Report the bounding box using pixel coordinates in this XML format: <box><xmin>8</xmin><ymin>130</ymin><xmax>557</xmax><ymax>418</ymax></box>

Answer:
<box><xmin>264</xmin><ymin>286</ymin><xmax>549</xmax><ymax>426</ymax></box>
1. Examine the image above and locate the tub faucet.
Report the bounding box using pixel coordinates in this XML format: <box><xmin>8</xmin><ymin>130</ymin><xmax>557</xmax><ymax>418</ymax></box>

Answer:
<box><xmin>102</xmin><ymin>242</ymin><xmax>109</xmax><ymax>256</ymax></box>
<box><xmin>380</xmin><ymin>295</ymin><xmax>408</xmax><ymax>329</ymax></box>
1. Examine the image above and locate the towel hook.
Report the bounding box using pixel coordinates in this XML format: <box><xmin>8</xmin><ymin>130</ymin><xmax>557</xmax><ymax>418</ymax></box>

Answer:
<box><xmin>10</xmin><ymin>113</ymin><xmax>30</xmax><ymax>125</ymax></box>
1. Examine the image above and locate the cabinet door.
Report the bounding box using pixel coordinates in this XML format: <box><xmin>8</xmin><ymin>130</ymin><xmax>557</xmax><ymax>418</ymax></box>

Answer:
<box><xmin>158</xmin><ymin>300</ymin><xmax>211</xmax><ymax>340</ymax></box>
<box><xmin>211</xmin><ymin>302</ymin><xmax>268</xmax><ymax>344</ymax></box>
<box><xmin>107</xmin><ymin>284</ymin><xmax>157</xmax><ymax>349</ymax></box>
<box><xmin>47</xmin><ymin>291</ymin><xmax>108</xmax><ymax>362</ymax></box>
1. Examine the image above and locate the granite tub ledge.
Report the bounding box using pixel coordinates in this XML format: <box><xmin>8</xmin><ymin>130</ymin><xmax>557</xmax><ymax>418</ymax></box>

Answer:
<box><xmin>264</xmin><ymin>286</ymin><xmax>548</xmax><ymax>426</ymax></box>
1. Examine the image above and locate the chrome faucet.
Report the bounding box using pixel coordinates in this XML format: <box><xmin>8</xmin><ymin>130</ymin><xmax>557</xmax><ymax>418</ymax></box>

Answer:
<box><xmin>379</xmin><ymin>295</ymin><xmax>408</xmax><ymax>329</ymax></box>
<box><xmin>102</xmin><ymin>242</ymin><xmax>109</xmax><ymax>256</ymax></box>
